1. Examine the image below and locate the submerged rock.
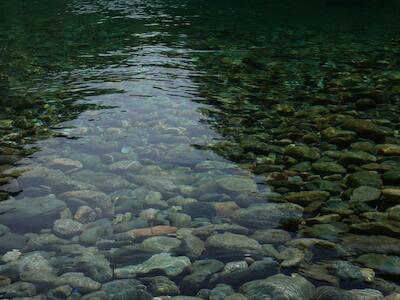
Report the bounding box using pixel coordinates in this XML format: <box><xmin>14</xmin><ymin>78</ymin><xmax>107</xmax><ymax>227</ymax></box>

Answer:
<box><xmin>355</xmin><ymin>254</ymin><xmax>400</xmax><ymax>276</ymax></box>
<box><xmin>205</xmin><ymin>232</ymin><xmax>262</xmax><ymax>254</ymax></box>
<box><xmin>0</xmin><ymin>195</ymin><xmax>66</xmax><ymax>230</ymax></box>
<box><xmin>240</xmin><ymin>273</ymin><xmax>315</xmax><ymax>300</ymax></box>
<box><xmin>232</xmin><ymin>203</ymin><xmax>303</xmax><ymax>228</ymax></box>
<box><xmin>114</xmin><ymin>253</ymin><xmax>191</xmax><ymax>278</ymax></box>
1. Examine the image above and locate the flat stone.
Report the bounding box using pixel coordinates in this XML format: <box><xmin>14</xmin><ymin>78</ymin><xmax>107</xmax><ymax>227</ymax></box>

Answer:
<box><xmin>216</xmin><ymin>176</ymin><xmax>258</xmax><ymax>194</ymax></box>
<box><xmin>378</xmin><ymin>144</ymin><xmax>400</xmax><ymax>156</ymax></box>
<box><xmin>356</xmin><ymin>254</ymin><xmax>400</xmax><ymax>276</ymax></box>
<box><xmin>382</xmin><ymin>189</ymin><xmax>400</xmax><ymax>202</ymax></box>
<box><xmin>141</xmin><ymin>236</ymin><xmax>181</xmax><ymax>253</ymax></box>
<box><xmin>53</xmin><ymin>219</ymin><xmax>83</xmax><ymax>238</ymax></box>
<box><xmin>114</xmin><ymin>253</ymin><xmax>191</xmax><ymax>278</ymax></box>
<box><xmin>350</xmin><ymin>186</ymin><xmax>381</xmax><ymax>202</ymax></box>
<box><xmin>284</xmin><ymin>191</ymin><xmax>330</xmax><ymax>206</ymax></box>
<box><xmin>205</xmin><ymin>232</ymin><xmax>262</xmax><ymax>254</ymax></box>
<box><xmin>128</xmin><ymin>225</ymin><xmax>177</xmax><ymax>239</ymax></box>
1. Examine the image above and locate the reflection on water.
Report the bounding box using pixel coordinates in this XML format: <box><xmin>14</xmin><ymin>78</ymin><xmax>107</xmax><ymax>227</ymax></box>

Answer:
<box><xmin>1</xmin><ymin>0</ymin><xmax>400</xmax><ymax>298</ymax></box>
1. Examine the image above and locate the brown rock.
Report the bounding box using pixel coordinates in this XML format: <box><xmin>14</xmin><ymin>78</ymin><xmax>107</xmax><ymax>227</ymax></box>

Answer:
<box><xmin>284</xmin><ymin>191</ymin><xmax>330</xmax><ymax>206</ymax></box>
<box><xmin>128</xmin><ymin>225</ymin><xmax>177</xmax><ymax>239</ymax></box>
<box><xmin>342</xmin><ymin>118</ymin><xmax>386</xmax><ymax>142</ymax></box>
<box><xmin>378</xmin><ymin>144</ymin><xmax>400</xmax><ymax>156</ymax></box>
<box><xmin>214</xmin><ymin>201</ymin><xmax>240</xmax><ymax>217</ymax></box>
<box><xmin>382</xmin><ymin>189</ymin><xmax>400</xmax><ymax>202</ymax></box>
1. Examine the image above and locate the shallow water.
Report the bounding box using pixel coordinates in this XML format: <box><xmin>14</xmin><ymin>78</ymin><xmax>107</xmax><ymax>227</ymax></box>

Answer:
<box><xmin>1</xmin><ymin>0</ymin><xmax>400</xmax><ymax>299</ymax></box>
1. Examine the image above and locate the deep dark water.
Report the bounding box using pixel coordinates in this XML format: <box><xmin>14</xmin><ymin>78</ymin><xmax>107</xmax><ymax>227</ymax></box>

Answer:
<box><xmin>1</xmin><ymin>0</ymin><xmax>400</xmax><ymax>299</ymax></box>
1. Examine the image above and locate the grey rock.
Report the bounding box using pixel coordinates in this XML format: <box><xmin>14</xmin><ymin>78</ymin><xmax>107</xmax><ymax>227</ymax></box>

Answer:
<box><xmin>59</xmin><ymin>272</ymin><xmax>101</xmax><ymax>292</ymax></box>
<box><xmin>53</xmin><ymin>219</ymin><xmax>83</xmax><ymax>238</ymax></box>
<box><xmin>0</xmin><ymin>282</ymin><xmax>36</xmax><ymax>298</ymax></box>
<box><xmin>355</xmin><ymin>253</ymin><xmax>400</xmax><ymax>276</ymax></box>
<box><xmin>210</xmin><ymin>283</ymin><xmax>235</xmax><ymax>300</ymax></box>
<box><xmin>240</xmin><ymin>273</ymin><xmax>315</xmax><ymax>300</ymax></box>
<box><xmin>350</xmin><ymin>186</ymin><xmax>381</xmax><ymax>202</ymax></box>
<box><xmin>315</xmin><ymin>286</ymin><xmax>358</xmax><ymax>300</ymax></box>
<box><xmin>75</xmin><ymin>253</ymin><xmax>112</xmax><ymax>283</ymax></box>
<box><xmin>148</xmin><ymin>276</ymin><xmax>179</xmax><ymax>296</ymax></box>
<box><xmin>141</xmin><ymin>236</ymin><xmax>181</xmax><ymax>253</ymax></box>
<box><xmin>205</xmin><ymin>232</ymin><xmax>262</xmax><ymax>254</ymax></box>
<box><xmin>216</xmin><ymin>176</ymin><xmax>258</xmax><ymax>194</ymax></box>
<box><xmin>0</xmin><ymin>195</ymin><xmax>66</xmax><ymax>230</ymax></box>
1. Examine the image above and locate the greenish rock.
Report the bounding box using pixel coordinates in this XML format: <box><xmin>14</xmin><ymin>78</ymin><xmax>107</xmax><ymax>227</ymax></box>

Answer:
<box><xmin>75</xmin><ymin>253</ymin><xmax>113</xmax><ymax>283</ymax></box>
<box><xmin>284</xmin><ymin>144</ymin><xmax>321</xmax><ymax>161</ymax></box>
<box><xmin>300</xmin><ymin>224</ymin><xmax>344</xmax><ymax>242</ymax></box>
<box><xmin>356</xmin><ymin>254</ymin><xmax>400</xmax><ymax>276</ymax></box>
<box><xmin>382</xmin><ymin>171</ymin><xmax>400</xmax><ymax>185</ymax></box>
<box><xmin>240</xmin><ymin>273</ymin><xmax>315</xmax><ymax>300</ymax></box>
<box><xmin>322</xmin><ymin>199</ymin><xmax>353</xmax><ymax>215</ymax></box>
<box><xmin>232</xmin><ymin>203</ymin><xmax>303</xmax><ymax>229</ymax></box>
<box><xmin>141</xmin><ymin>236</ymin><xmax>181</xmax><ymax>253</ymax></box>
<box><xmin>312</xmin><ymin>161</ymin><xmax>346</xmax><ymax>174</ymax></box>
<box><xmin>216</xmin><ymin>176</ymin><xmax>258</xmax><ymax>193</ymax></box>
<box><xmin>101</xmin><ymin>279</ymin><xmax>152</xmax><ymax>300</ymax></box>
<box><xmin>350</xmin><ymin>186</ymin><xmax>381</xmax><ymax>202</ymax></box>
<box><xmin>114</xmin><ymin>253</ymin><xmax>191</xmax><ymax>278</ymax></box>
<box><xmin>342</xmin><ymin>234</ymin><xmax>400</xmax><ymax>255</ymax></box>
<box><xmin>339</xmin><ymin>151</ymin><xmax>377</xmax><ymax>165</ymax></box>
<box><xmin>205</xmin><ymin>232</ymin><xmax>262</xmax><ymax>254</ymax></box>
<box><xmin>341</xmin><ymin>118</ymin><xmax>386</xmax><ymax>142</ymax></box>
<box><xmin>329</xmin><ymin>260</ymin><xmax>375</xmax><ymax>282</ymax></box>
<box><xmin>60</xmin><ymin>272</ymin><xmax>101</xmax><ymax>292</ymax></box>
<box><xmin>350</xmin><ymin>221</ymin><xmax>400</xmax><ymax>237</ymax></box>
<box><xmin>148</xmin><ymin>276</ymin><xmax>180</xmax><ymax>296</ymax></box>
<box><xmin>315</xmin><ymin>286</ymin><xmax>358</xmax><ymax>300</ymax></box>
<box><xmin>210</xmin><ymin>284</ymin><xmax>235</xmax><ymax>300</ymax></box>
<box><xmin>251</xmin><ymin>229</ymin><xmax>291</xmax><ymax>244</ymax></box>
<box><xmin>0</xmin><ymin>282</ymin><xmax>36</xmax><ymax>298</ymax></box>
<box><xmin>346</xmin><ymin>171</ymin><xmax>382</xmax><ymax>188</ymax></box>
<box><xmin>53</xmin><ymin>219</ymin><xmax>83</xmax><ymax>238</ymax></box>
<box><xmin>284</xmin><ymin>191</ymin><xmax>330</xmax><ymax>206</ymax></box>
<box><xmin>305</xmin><ymin>179</ymin><xmax>341</xmax><ymax>194</ymax></box>
<box><xmin>179</xmin><ymin>233</ymin><xmax>205</xmax><ymax>259</ymax></box>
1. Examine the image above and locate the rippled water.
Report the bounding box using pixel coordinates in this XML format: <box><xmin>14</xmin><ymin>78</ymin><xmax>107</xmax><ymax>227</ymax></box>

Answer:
<box><xmin>1</xmin><ymin>0</ymin><xmax>400</xmax><ymax>299</ymax></box>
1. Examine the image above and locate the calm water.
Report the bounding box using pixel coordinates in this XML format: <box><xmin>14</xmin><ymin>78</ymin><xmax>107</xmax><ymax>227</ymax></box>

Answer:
<box><xmin>1</xmin><ymin>0</ymin><xmax>400</xmax><ymax>299</ymax></box>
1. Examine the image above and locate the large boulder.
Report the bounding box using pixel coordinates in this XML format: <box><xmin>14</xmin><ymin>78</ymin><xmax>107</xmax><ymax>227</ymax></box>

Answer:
<box><xmin>0</xmin><ymin>195</ymin><xmax>66</xmax><ymax>230</ymax></box>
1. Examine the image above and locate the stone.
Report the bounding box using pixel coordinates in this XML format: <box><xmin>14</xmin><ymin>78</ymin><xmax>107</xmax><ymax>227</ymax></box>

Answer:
<box><xmin>356</xmin><ymin>254</ymin><xmax>400</xmax><ymax>276</ymax></box>
<box><xmin>383</xmin><ymin>171</ymin><xmax>400</xmax><ymax>185</ymax></box>
<box><xmin>240</xmin><ymin>273</ymin><xmax>315</xmax><ymax>300</ymax></box>
<box><xmin>312</xmin><ymin>162</ymin><xmax>346</xmax><ymax>174</ymax></box>
<box><xmin>0</xmin><ymin>282</ymin><xmax>36</xmax><ymax>298</ymax></box>
<box><xmin>350</xmin><ymin>186</ymin><xmax>381</xmax><ymax>202</ymax></box>
<box><xmin>346</xmin><ymin>171</ymin><xmax>382</xmax><ymax>188</ymax></box>
<box><xmin>142</xmin><ymin>236</ymin><xmax>181</xmax><ymax>253</ymax></box>
<box><xmin>50</xmin><ymin>158</ymin><xmax>83</xmax><ymax>170</ymax></box>
<box><xmin>232</xmin><ymin>203</ymin><xmax>303</xmax><ymax>229</ymax></box>
<box><xmin>212</xmin><ymin>258</ymin><xmax>279</xmax><ymax>287</ymax></box>
<box><xmin>378</xmin><ymin>144</ymin><xmax>400</xmax><ymax>156</ymax></box>
<box><xmin>127</xmin><ymin>225</ymin><xmax>177</xmax><ymax>239</ymax></box>
<box><xmin>284</xmin><ymin>191</ymin><xmax>330</xmax><ymax>206</ymax></box>
<box><xmin>0</xmin><ymin>232</ymin><xmax>27</xmax><ymax>252</ymax></box>
<box><xmin>205</xmin><ymin>232</ymin><xmax>262</xmax><ymax>254</ymax></box>
<box><xmin>179</xmin><ymin>233</ymin><xmax>205</xmax><ymax>258</ymax></box>
<box><xmin>183</xmin><ymin>201</ymin><xmax>216</xmax><ymax>218</ymax></box>
<box><xmin>339</xmin><ymin>151</ymin><xmax>377</xmax><ymax>165</ymax></box>
<box><xmin>382</xmin><ymin>189</ymin><xmax>400</xmax><ymax>202</ymax></box>
<box><xmin>60</xmin><ymin>272</ymin><xmax>101</xmax><ymax>292</ymax></box>
<box><xmin>53</xmin><ymin>219</ymin><xmax>83</xmax><ymax>237</ymax></box>
<box><xmin>349</xmin><ymin>289</ymin><xmax>384</xmax><ymax>300</ymax></box>
<box><xmin>210</xmin><ymin>283</ymin><xmax>235</xmax><ymax>300</ymax></box>
<box><xmin>251</xmin><ymin>229</ymin><xmax>291</xmax><ymax>244</ymax></box>
<box><xmin>315</xmin><ymin>286</ymin><xmax>358</xmax><ymax>300</ymax></box>
<box><xmin>342</xmin><ymin>234</ymin><xmax>400</xmax><ymax>255</ymax></box>
<box><xmin>0</xmin><ymin>195</ymin><xmax>66</xmax><ymax>230</ymax></box>
<box><xmin>1</xmin><ymin>249</ymin><xmax>21</xmax><ymax>263</ymax></box>
<box><xmin>96</xmin><ymin>279</ymin><xmax>152</xmax><ymax>300</ymax></box>
<box><xmin>284</xmin><ymin>145</ymin><xmax>321</xmax><ymax>161</ymax></box>
<box><xmin>350</xmin><ymin>222</ymin><xmax>400</xmax><ymax>237</ymax></box>
<box><xmin>148</xmin><ymin>276</ymin><xmax>180</xmax><ymax>296</ymax></box>
<box><xmin>180</xmin><ymin>259</ymin><xmax>224</xmax><ymax>294</ymax></box>
<box><xmin>114</xmin><ymin>253</ymin><xmax>191</xmax><ymax>278</ymax></box>
<box><xmin>60</xmin><ymin>190</ymin><xmax>113</xmax><ymax>213</ymax></box>
<box><xmin>216</xmin><ymin>176</ymin><xmax>258</xmax><ymax>194</ymax></box>
<box><xmin>75</xmin><ymin>253</ymin><xmax>113</xmax><ymax>283</ymax></box>
<box><xmin>342</xmin><ymin>118</ymin><xmax>386</xmax><ymax>142</ymax></box>
<box><xmin>214</xmin><ymin>201</ymin><xmax>240</xmax><ymax>217</ymax></box>
<box><xmin>329</xmin><ymin>260</ymin><xmax>375</xmax><ymax>282</ymax></box>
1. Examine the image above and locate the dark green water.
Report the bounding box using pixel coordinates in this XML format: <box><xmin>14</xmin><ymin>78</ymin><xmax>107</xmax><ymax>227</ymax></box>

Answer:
<box><xmin>1</xmin><ymin>0</ymin><xmax>400</xmax><ymax>299</ymax></box>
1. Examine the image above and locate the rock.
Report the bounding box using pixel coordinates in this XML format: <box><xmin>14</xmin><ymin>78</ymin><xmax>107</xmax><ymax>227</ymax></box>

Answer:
<box><xmin>183</xmin><ymin>201</ymin><xmax>216</xmax><ymax>218</ymax></box>
<box><xmin>350</xmin><ymin>222</ymin><xmax>400</xmax><ymax>237</ymax></box>
<box><xmin>210</xmin><ymin>283</ymin><xmax>235</xmax><ymax>300</ymax></box>
<box><xmin>284</xmin><ymin>145</ymin><xmax>321</xmax><ymax>161</ymax></box>
<box><xmin>1</xmin><ymin>249</ymin><xmax>21</xmax><ymax>263</ymax></box>
<box><xmin>350</xmin><ymin>186</ymin><xmax>381</xmax><ymax>202</ymax></box>
<box><xmin>0</xmin><ymin>232</ymin><xmax>27</xmax><ymax>252</ymax></box>
<box><xmin>25</xmin><ymin>233</ymin><xmax>66</xmax><ymax>251</ymax></box>
<box><xmin>0</xmin><ymin>195</ymin><xmax>66</xmax><ymax>230</ymax></box>
<box><xmin>148</xmin><ymin>276</ymin><xmax>179</xmax><ymax>296</ymax></box>
<box><xmin>179</xmin><ymin>232</ymin><xmax>205</xmax><ymax>258</ymax></box>
<box><xmin>142</xmin><ymin>236</ymin><xmax>181</xmax><ymax>253</ymax></box>
<box><xmin>342</xmin><ymin>118</ymin><xmax>386</xmax><ymax>142</ymax></box>
<box><xmin>239</xmin><ymin>273</ymin><xmax>315</xmax><ymax>300</ymax></box>
<box><xmin>349</xmin><ymin>289</ymin><xmax>384</xmax><ymax>300</ymax></box>
<box><xmin>315</xmin><ymin>286</ymin><xmax>358</xmax><ymax>300</ymax></box>
<box><xmin>127</xmin><ymin>225</ymin><xmax>177</xmax><ymax>239</ymax></box>
<box><xmin>50</xmin><ymin>158</ymin><xmax>83</xmax><ymax>170</ymax></box>
<box><xmin>212</xmin><ymin>258</ymin><xmax>279</xmax><ymax>287</ymax></box>
<box><xmin>251</xmin><ymin>229</ymin><xmax>291</xmax><ymax>244</ymax></box>
<box><xmin>214</xmin><ymin>201</ymin><xmax>240</xmax><ymax>217</ymax></box>
<box><xmin>59</xmin><ymin>190</ymin><xmax>113</xmax><ymax>213</ymax></box>
<box><xmin>49</xmin><ymin>285</ymin><xmax>73</xmax><ymax>298</ymax></box>
<box><xmin>342</xmin><ymin>234</ymin><xmax>400</xmax><ymax>255</ymax></box>
<box><xmin>180</xmin><ymin>259</ymin><xmax>224</xmax><ymax>294</ymax></box>
<box><xmin>286</xmin><ymin>238</ymin><xmax>336</xmax><ymax>249</ymax></box>
<box><xmin>284</xmin><ymin>191</ymin><xmax>330</xmax><ymax>206</ymax></box>
<box><xmin>312</xmin><ymin>162</ymin><xmax>346</xmax><ymax>174</ymax></box>
<box><xmin>114</xmin><ymin>253</ymin><xmax>191</xmax><ymax>278</ymax></box>
<box><xmin>60</xmin><ymin>272</ymin><xmax>101</xmax><ymax>292</ymax></box>
<box><xmin>79</xmin><ymin>224</ymin><xmax>112</xmax><ymax>245</ymax></box>
<box><xmin>75</xmin><ymin>253</ymin><xmax>113</xmax><ymax>283</ymax></box>
<box><xmin>0</xmin><ymin>282</ymin><xmax>36</xmax><ymax>298</ymax></box>
<box><xmin>378</xmin><ymin>144</ymin><xmax>400</xmax><ymax>156</ymax></box>
<box><xmin>339</xmin><ymin>151</ymin><xmax>377</xmax><ymax>165</ymax></box>
<box><xmin>0</xmin><ymin>275</ymin><xmax>11</xmax><ymax>287</ymax></box>
<box><xmin>167</xmin><ymin>212</ymin><xmax>192</xmax><ymax>227</ymax></box>
<box><xmin>232</xmin><ymin>203</ymin><xmax>303</xmax><ymax>229</ymax></box>
<box><xmin>382</xmin><ymin>189</ymin><xmax>400</xmax><ymax>202</ymax></box>
<box><xmin>74</xmin><ymin>205</ymin><xmax>98</xmax><ymax>223</ymax></box>
<box><xmin>279</xmin><ymin>247</ymin><xmax>305</xmax><ymax>267</ymax></box>
<box><xmin>321</xmin><ymin>127</ymin><xmax>356</xmax><ymax>145</ymax></box>
<box><xmin>346</xmin><ymin>171</ymin><xmax>382</xmax><ymax>188</ymax></box>
<box><xmin>216</xmin><ymin>176</ymin><xmax>258</xmax><ymax>194</ymax></box>
<box><xmin>356</xmin><ymin>254</ymin><xmax>400</xmax><ymax>276</ymax></box>
<box><xmin>382</xmin><ymin>171</ymin><xmax>400</xmax><ymax>185</ymax></box>
<box><xmin>53</xmin><ymin>219</ymin><xmax>83</xmax><ymax>237</ymax></box>
<box><xmin>205</xmin><ymin>232</ymin><xmax>262</xmax><ymax>254</ymax></box>
<box><xmin>222</xmin><ymin>261</ymin><xmax>248</xmax><ymax>274</ymax></box>
<box><xmin>97</xmin><ymin>279</ymin><xmax>152</xmax><ymax>300</ymax></box>
<box><xmin>329</xmin><ymin>260</ymin><xmax>375</xmax><ymax>282</ymax></box>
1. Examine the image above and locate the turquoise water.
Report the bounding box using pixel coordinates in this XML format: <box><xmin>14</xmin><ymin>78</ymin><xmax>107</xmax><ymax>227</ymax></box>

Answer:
<box><xmin>1</xmin><ymin>0</ymin><xmax>400</xmax><ymax>299</ymax></box>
